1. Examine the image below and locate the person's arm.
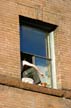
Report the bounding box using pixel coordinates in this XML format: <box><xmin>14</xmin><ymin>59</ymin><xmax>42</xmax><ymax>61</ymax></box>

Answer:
<box><xmin>30</xmin><ymin>64</ymin><xmax>44</xmax><ymax>76</ymax></box>
<box><xmin>22</xmin><ymin>60</ymin><xmax>44</xmax><ymax>76</ymax></box>
<box><xmin>22</xmin><ymin>60</ymin><xmax>33</xmax><ymax>66</ymax></box>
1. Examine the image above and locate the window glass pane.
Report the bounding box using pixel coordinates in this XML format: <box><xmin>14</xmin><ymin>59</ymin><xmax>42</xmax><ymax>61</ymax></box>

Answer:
<box><xmin>34</xmin><ymin>57</ymin><xmax>52</xmax><ymax>87</ymax></box>
<box><xmin>20</xmin><ymin>25</ymin><xmax>46</xmax><ymax>57</ymax></box>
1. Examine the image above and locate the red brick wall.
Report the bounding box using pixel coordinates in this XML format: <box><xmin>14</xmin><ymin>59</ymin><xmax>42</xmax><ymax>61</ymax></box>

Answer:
<box><xmin>0</xmin><ymin>0</ymin><xmax>71</xmax><ymax>90</ymax></box>
<box><xmin>0</xmin><ymin>0</ymin><xmax>21</xmax><ymax>78</ymax></box>
<box><xmin>0</xmin><ymin>84</ymin><xmax>71</xmax><ymax>108</ymax></box>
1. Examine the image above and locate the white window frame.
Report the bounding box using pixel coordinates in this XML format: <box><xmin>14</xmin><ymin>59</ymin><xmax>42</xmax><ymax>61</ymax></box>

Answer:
<box><xmin>49</xmin><ymin>32</ymin><xmax>57</xmax><ymax>89</ymax></box>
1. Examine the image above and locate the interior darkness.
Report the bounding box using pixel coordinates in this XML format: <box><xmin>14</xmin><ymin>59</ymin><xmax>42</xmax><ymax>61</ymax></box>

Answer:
<box><xmin>21</xmin><ymin>52</ymin><xmax>33</xmax><ymax>63</ymax></box>
<box><xmin>21</xmin><ymin>52</ymin><xmax>33</xmax><ymax>78</ymax></box>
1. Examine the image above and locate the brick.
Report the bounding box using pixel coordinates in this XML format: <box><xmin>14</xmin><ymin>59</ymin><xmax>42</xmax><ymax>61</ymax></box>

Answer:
<box><xmin>64</xmin><ymin>90</ymin><xmax>71</xmax><ymax>99</ymax></box>
<box><xmin>0</xmin><ymin>0</ymin><xmax>71</xmax><ymax>107</ymax></box>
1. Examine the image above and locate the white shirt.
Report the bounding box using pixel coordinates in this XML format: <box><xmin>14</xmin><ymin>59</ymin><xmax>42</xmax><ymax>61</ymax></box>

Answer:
<box><xmin>22</xmin><ymin>77</ymin><xmax>34</xmax><ymax>84</ymax></box>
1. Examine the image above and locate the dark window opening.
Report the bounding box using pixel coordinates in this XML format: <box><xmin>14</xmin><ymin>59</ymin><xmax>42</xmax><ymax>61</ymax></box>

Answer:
<box><xmin>21</xmin><ymin>52</ymin><xmax>33</xmax><ymax>63</ymax></box>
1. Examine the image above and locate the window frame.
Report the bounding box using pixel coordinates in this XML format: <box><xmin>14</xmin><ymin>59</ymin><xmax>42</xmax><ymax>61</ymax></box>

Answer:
<box><xmin>19</xmin><ymin>15</ymin><xmax>57</xmax><ymax>88</ymax></box>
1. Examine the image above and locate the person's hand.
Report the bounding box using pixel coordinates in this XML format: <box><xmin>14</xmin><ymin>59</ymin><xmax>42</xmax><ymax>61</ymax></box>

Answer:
<box><xmin>40</xmin><ymin>73</ymin><xmax>45</xmax><ymax>77</ymax></box>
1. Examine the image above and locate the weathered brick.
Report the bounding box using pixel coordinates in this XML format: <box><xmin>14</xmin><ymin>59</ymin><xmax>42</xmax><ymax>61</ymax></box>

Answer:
<box><xmin>0</xmin><ymin>0</ymin><xmax>71</xmax><ymax>107</ymax></box>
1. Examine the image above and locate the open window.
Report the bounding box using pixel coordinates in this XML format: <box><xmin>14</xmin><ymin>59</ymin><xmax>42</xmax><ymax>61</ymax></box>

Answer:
<box><xmin>19</xmin><ymin>16</ymin><xmax>57</xmax><ymax>88</ymax></box>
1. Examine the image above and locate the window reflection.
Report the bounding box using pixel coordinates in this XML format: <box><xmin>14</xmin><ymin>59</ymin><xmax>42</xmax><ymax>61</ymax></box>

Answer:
<box><xmin>34</xmin><ymin>57</ymin><xmax>51</xmax><ymax>87</ymax></box>
<box><xmin>20</xmin><ymin>26</ymin><xmax>46</xmax><ymax>57</ymax></box>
